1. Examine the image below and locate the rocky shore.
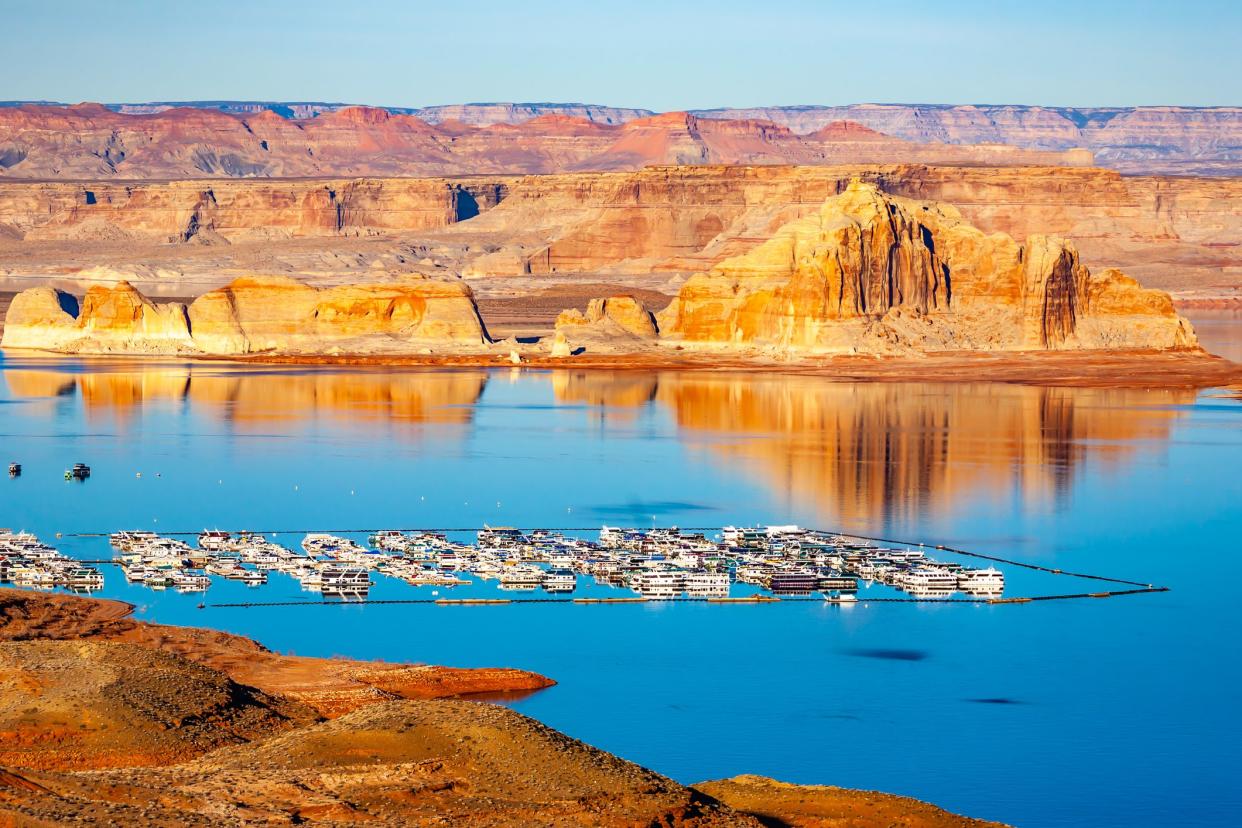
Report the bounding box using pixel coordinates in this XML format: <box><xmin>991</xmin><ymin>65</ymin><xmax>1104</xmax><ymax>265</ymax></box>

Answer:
<box><xmin>0</xmin><ymin>588</ymin><xmax>1002</xmax><ymax>825</ymax></box>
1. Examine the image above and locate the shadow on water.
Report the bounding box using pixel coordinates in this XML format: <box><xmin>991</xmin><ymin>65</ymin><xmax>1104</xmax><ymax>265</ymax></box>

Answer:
<box><xmin>586</xmin><ymin>500</ymin><xmax>720</xmax><ymax>519</ymax></box>
<box><xmin>454</xmin><ymin>687</ymin><xmax>550</xmax><ymax>705</ymax></box>
<box><xmin>842</xmin><ymin>648</ymin><xmax>929</xmax><ymax>662</ymax></box>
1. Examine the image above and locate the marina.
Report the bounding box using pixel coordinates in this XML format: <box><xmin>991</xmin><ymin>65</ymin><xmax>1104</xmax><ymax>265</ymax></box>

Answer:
<box><xmin>0</xmin><ymin>530</ymin><xmax>102</xmax><ymax>591</ymax></box>
<box><xmin>4</xmin><ymin>522</ymin><xmax>1179</xmax><ymax>605</ymax></box>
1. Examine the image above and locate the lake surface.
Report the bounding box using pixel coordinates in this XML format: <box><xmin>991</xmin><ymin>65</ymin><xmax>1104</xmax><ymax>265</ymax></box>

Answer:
<box><xmin>1189</xmin><ymin>308</ymin><xmax>1242</xmax><ymax>363</ymax></box>
<box><xmin>1</xmin><ymin>348</ymin><xmax>1239</xmax><ymax>827</ymax></box>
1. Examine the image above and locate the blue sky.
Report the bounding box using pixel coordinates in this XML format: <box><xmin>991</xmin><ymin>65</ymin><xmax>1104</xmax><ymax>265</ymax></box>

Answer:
<box><xmin>5</xmin><ymin>0</ymin><xmax>1239</xmax><ymax>108</ymax></box>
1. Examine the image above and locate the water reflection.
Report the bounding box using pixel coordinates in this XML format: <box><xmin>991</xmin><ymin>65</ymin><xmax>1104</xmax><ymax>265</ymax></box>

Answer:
<box><xmin>553</xmin><ymin>371</ymin><xmax>1194</xmax><ymax>527</ymax></box>
<box><xmin>2</xmin><ymin>362</ymin><xmax>1195</xmax><ymax>526</ymax></box>
<box><xmin>2</xmin><ymin>363</ymin><xmax>488</xmax><ymax>430</ymax></box>
<box><xmin>551</xmin><ymin>370</ymin><xmax>658</xmax><ymax>418</ymax></box>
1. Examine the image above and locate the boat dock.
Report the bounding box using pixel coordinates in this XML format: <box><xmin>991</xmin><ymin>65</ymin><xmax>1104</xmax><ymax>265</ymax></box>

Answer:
<box><xmin>0</xmin><ymin>530</ymin><xmax>103</xmax><ymax>591</ymax></box>
<box><xmin>1</xmin><ymin>523</ymin><xmax>1167</xmax><ymax>606</ymax></box>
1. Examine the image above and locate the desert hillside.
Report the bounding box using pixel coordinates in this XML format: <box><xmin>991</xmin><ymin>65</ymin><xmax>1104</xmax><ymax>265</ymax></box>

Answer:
<box><xmin>0</xmin><ymin>588</ymin><xmax>1000</xmax><ymax>826</ymax></box>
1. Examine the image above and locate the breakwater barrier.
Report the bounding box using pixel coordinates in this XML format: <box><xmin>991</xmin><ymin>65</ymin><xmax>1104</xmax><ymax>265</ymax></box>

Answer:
<box><xmin>204</xmin><ymin>586</ymin><xmax>1168</xmax><ymax>609</ymax></box>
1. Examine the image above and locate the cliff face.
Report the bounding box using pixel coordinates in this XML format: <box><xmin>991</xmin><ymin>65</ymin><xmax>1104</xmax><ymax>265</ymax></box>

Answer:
<box><xmin>0</xmin><ymin>177</ymin><xmax>510</xmax><ymax>242</ymax></box>
<box><xmin>452</xmin><ymin>165</ymin><xmax>1242</xmax><ymax>299</ymax></box>
<box><xmin>657</xmin><ymin>182</ymin><xmax>1197</xmax><ymax>353</ymax></box>
<box><xmin>555</xmin><ymin>296</ymin><xmax>659</xmax><ymax>339</ymax></box>
<box><xmin>0</xmin><ymin>103</ymin><xmax>1090</xmax><ymax>180</ymax></box>
<box><xmin>1</xmin><ymin>165</ymin><xmax>1239</xmax><ymax>301</ymax></box>
<box><xmin>2</xmin><ymin>281</ymin><xmax>193</xmax><ymax>353</ymax></box>
<box><xmin>1</xmin><ymin>275</ymin><xmax>490</xmax><ymax>355</ymax></box>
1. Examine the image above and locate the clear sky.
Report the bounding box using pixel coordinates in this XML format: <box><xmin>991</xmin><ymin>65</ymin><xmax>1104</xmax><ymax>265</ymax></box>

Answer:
<box><xmin>6</xmin><ymin>0</ymin><xmax>1239</xmax><ymax>109</ymax></box>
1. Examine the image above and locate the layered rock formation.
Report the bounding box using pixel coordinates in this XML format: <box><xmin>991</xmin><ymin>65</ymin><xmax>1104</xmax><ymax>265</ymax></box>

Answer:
<box><xmin>0</xmin><ymin>103</ymin><xmax>1090</xmax><ymax>180</ymax></box>
<box><xmin>3</xmin><ymin>164</ymin><xmax>1240</xmax><ymax>303</ymax></box>
<box><xmin>8</xmin><ymin>99</ymin><xmax>1238</xmax><ymax>174</ymax></box>
<box><xmin>692</xmin><ymin>104</ymin><xmax>1242</xmax><ymax>175</ymax></box>
<box><xmin>0</xmin><ymin>186</ymin><xmax>1208</xmax><ymax>359</ymax></box>
<box><xmin>49</xmin><ymin>100</ymin><xmax>659</xmax><ymax>125</ymax></box>
<box><xmin>443</xmin><ymin>165</ymin><xmax>1242</xmax><ymax>299</ymax></box>
<box><xmin>186</xmin><ymin>275</ymin><xmax>490</xmax><ymax>354</ymax></box>
<box><xmin>555</xmin><ymin>295</ymin><xmax>659</xmax><ymax>338</ymax></box>
<box><xmin>1</xmin><ymin>275</ymin><xmax>490</xmax><ymax>355</ymax></box>
<box><xmin>0</xmin><ymin>177</ymin><xmax>509</xmax><ymax>242</ymax></box>
<box><xmin>657</xmin><ymin>182</ymin><xmax>1197</xmax><ymax>353</ymax></box>
<box><xmin>2</xmin><ymin>281</ymin><xmax>193</xmax><ymax>353</ymax></box>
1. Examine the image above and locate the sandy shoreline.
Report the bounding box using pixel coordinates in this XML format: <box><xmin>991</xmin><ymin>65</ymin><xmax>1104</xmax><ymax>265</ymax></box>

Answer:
<box><xmin>186</xmin><ymin>347</ymin><xmax>1242</xmax><ymax>389</ymax></box>
<box><xmin>2</xmin><ymin>344</ymin><xmax>1239</xmax><ymax>389</ymax></box>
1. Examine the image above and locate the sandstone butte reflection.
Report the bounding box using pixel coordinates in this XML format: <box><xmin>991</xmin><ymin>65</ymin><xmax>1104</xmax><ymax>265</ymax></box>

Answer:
<box><xmin>552</xmin><ymin>371</ymin><xmax>1195</xmax><ymax>527</ymax></box>
<box><xmin>550</xmin><ymin>370</ymin><xmax>658</xmax><ymax>417</ymax></box>
<box><xmin>2</xmin><ymin>367</ymin><xmax>489</xmax><ymax>431</ymax></box>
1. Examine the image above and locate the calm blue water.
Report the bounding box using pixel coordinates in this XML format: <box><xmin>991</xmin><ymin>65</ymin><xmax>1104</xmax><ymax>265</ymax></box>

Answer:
<box><xmin>1</xmin><ymin>354</ymin><xmax>1239</xmax><ymax>827</ymax></box>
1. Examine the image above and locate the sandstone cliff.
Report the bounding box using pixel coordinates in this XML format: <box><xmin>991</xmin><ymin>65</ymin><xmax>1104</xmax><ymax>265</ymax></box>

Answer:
<box><xmin>3</xmin><ymin>165</ymin><xmax>1239</xmax><ymax>304</ymax></box>
<box><xmin>0</xmin><ymin>177</ymin><xmax>508</xmax><ymax>242</ymax></box>
<box><xmin>433</xmin><ymin>165</ymin><xmax>1242</xmax><ymax>301</ymax></box>
<box><xmin>0</xmin><ymin>164</ymin><xmax>1239</xmax><ymax>333</ymax></box>
<box><xmin>2</xmin><ymin>281</ymin><xmax>193</xmax><ymax>354</ymax></box>
<box><xmin>1</xmin><ymin>275</ymin><xmax>491</xmax><ymax>355</ymax></box>
<box><xmin>657</xmin><ymin>182</ymin><xmax>1197</xmax><ymax>354</ymax></box>
<box><xmin>555</xmin><ymin>295</ymin><xmax>659</xmax><ymax>339</ymax></box>
<box><xmin>189</xmin><ymin>275</ymin><xmax>491</xmax><ymax>354</ymax></box>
